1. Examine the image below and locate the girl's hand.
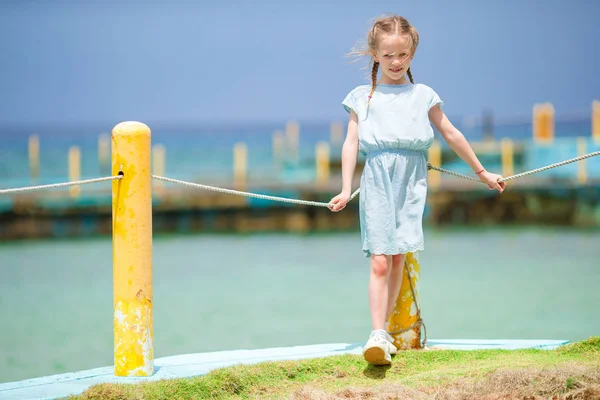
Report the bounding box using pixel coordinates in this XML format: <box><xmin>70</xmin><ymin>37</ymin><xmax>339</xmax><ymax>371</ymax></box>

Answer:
<box><xmin>328</xmin><ymin>191</ymin><xmax>351</xmax><ymax>212</ymax></box>
<box><xmin>478</xmin><ymin>170</ymin><xmax>506</xmax><ymax>192</ymax></box>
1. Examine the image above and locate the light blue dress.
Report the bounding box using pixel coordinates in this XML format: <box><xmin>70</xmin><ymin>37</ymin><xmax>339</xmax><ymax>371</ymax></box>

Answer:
<box><xmin>342</xmin><ymin>83</ymin><xmax>443</xmax><ymax>258</ymax></box>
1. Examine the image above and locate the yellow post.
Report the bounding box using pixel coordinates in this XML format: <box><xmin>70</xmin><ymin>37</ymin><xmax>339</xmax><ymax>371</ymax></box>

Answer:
<box><xmin>428</xmin><ymin>140</ymin><xmax>441</xmax><ymax>190</ymax></box>
<box><xmin>285</xmin><ymin>120</ymin><xmax>300</xmax><ymax>164</ymax></box>
<box><xmin>272</xmin><ymin>130</ymin><xmax>285</xmax><ymax>167</ymax></box>
<box><xmin>592</xmin><ymin>100</ymin><xmax>600</xmax><ymax>142</ymax></box>
<box><xmin>577</xmin><ymin>137</ymin><xmax>587</xmax><ymax>185</ymax></box>
<box><xmin>533</xmin><ymin>103</ymin><xmax>554</xmax><ymax>143</ymax></box>
<box><xmin>388</xmin><ymin>252</ymin><xmax>422</xmax><ymax>349</ymax></box>
<box><xmin>152</xmin><ymin>144</ymin><xmax>166</xmax><ymax>191</ymax></box>
<box><xmin>315</xmin><ymin>141</ymin><xmax>330</xmax><ymax>186</ymax></box>
<box><xmin>68</xmin><ymin>146</ymin><xmax>81</xmax><ymax>198</ymax></box>
<box><xmin>111</xmin><ymin>121</ymin><xmax>153</xmax><ymax>377</ymax></box>
<box><xmin>98</xmin><ymin>133</ymin><xmax>111</xmax><ymax>174</ymax></box>
<box><xmin>28</xmin><ymin>134</ymin><xmax>40</xmax><ymax>181</ymax></box>
<box><xmin>233</xmin><ymin>142</ymin><xmax>247</xmax><ymax>191</ymax></box>
<box><xmin>500</xmin><ymin>138</ymin><xmax>514</xmax><ymax>177</ymax></box>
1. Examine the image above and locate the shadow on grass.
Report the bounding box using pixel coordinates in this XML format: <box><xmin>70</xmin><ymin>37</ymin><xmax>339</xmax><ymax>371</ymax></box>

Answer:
<box><xmin>362</xmin><ymin>363</ymin><xmax>391</xmax><ymax>379</ymax></box>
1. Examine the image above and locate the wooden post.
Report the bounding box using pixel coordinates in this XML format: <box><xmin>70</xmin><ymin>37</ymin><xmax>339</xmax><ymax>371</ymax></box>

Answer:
<box><xmin>577</xmin><ymin>137</ymin><xmax>587</xmax><ymax>185</ymax></box>
<box><xmin>152</xmin><ymin>144</ymin><xmax>166</xmax><ymax>191</ymax></box>
<box><xmin>315</xmin><ymin>141</ymin><xmax>330</xmax><ymax>186</ymax></box>
<box><xmin>29</xmin><ymin>134</ymin><xmax>40</xmax><ymax>181</ymax></box>
<box><xmin>233</xmin><ymin>142</ymin><xmax>247</xmax><ymax>191</ymax></box>
<box><xmin>533</xmin><ymin>103</ymin><xmax>555</xmax><ymax>143</ymax></box>
<box><xmin>272</xmin><ymin>130</ymin><xmax>285</xmax><ymax>167</ymax></box>
<box><xmin>68</xmin><ymin>146</ymin><xmax>81</xmax><ymax>198</ymax></box>
<box><xmin>428</xmin><ymin>140</ymin><xmax>441</xmax><ymax>190</ymax></box>
<box><xmin>592</xmin><ymin>100</ymin><xmax>600</xmax><ymax>143</ymax></box>
<box><xmin>285</xmin><ymin>121</ymin><xmax>299</xmax><ymax>164</ymax></box>
<box><xmin>500</xmin><ymin>138</ymin><xmax>514</xmax><ymax>177</ymax></box>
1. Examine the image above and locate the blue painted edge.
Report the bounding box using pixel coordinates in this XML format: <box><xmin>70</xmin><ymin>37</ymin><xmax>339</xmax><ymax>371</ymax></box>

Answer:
<box><xmin>0</xmin><ymin>339</ymin><xmax>570</xmax><ymax>400</ymax></box>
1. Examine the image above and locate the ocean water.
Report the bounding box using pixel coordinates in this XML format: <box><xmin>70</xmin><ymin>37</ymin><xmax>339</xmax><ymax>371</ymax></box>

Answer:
<box><xmin>0</xmin><ymin>227</ymin><xmax>599</xmax><ymax>384</ymax></box>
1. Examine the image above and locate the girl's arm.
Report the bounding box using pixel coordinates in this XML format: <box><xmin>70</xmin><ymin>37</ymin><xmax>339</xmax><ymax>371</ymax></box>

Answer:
<box><xmin>428</xmin><ymin>104</ymin><xmax>505</xmax><ymax>192</ymax></box>
<box><xmin>340</xmin><ymin>110</ymin><xmax>359</xmax><ymax>195</ymax></box>
<box><xmin>329</xmin><ymin>110</ymin><xmax>359</xmax><ymax>211</ymax></box>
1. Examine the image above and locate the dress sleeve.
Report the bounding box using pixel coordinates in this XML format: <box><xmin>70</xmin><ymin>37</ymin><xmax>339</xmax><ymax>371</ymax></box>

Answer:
<box><xmin>342</xmin><ymin>88</ymin><xmax>356</xmax><ymax>114</ymax></box>
<box><xmin>428</xmin><ymin>89</ymin><xmax>444</xmax><ymax>110</ymax></box>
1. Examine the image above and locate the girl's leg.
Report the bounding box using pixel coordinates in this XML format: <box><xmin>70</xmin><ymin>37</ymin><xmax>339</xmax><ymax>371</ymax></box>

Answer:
<box><xmin>368</xmin><ymin>254</ymin><xmax>392</xmax><ymax>331</ymax></box>
<box><xmin>364</xmin><ymin>254</ymin><xmax>398</xmax><ymax>365</ymax></box>
<box><xmin>385</xmin><ymin>254</ymin><xmax>406</xmax><ymax>324</ymax></box>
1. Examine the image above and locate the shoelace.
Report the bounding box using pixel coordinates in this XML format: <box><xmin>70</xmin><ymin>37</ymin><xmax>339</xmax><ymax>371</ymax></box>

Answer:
<box><xmin>371</xmin><ymin>330</ymin><xmax>394</xmax><ymax>343</ymax></box>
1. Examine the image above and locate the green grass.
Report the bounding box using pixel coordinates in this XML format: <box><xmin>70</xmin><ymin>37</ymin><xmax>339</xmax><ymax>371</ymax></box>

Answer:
<box><xmin>66</xmin><ymin>337</ymin><xmax>600</xmax><ymax>400</ymax></box>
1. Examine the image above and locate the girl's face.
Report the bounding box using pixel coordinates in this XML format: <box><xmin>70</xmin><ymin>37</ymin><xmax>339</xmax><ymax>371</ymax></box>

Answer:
<box><xmin>372</xmin><ymin>33</ymin><xmax>413</xmax><ymax>85</ymax></box>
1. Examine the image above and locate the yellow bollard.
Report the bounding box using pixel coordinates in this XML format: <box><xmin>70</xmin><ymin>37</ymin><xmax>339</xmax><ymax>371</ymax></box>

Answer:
<box><xmin>272</xmin><ymin>130</ymin><xmax>285</xmax><ymax>167</ymax></box>
<box><xmin>29</xmin><ymin>134</ymin><xmax>40</xmax><ymax>181</ymax></box>
<box><xmin>111</xmin><ymin>121</ymin><xmax>153</xmax><ymax>377</ymax></box>
<box><xmin>428</xmin><ymin>140</ymin><xmax>441</xmax><ymax>190</ymax></box>
<box><xmin>285</xmin><ymin>120</ymin><xmax>300</xmax><ymax>164</ymax></box>
<box><xmin>98</xmin><ymin>133</ymin><xmax>111</xmax><ymax>174</ymax></box>
<box><xmin>68</xmin><ymin>146</ymin><xmax>81</xmax><ymax>198</ymax></box>
<box><xmin>330</xmin><ymin>121</ymin><xmax>344</xmax><ymax>147</ymax></box>
<box><xmin>577</xmin><ymin>137</ymin><xmax>587</xmax><ymax>185</ymax></box>
<box><xmin>592</xmin><ymin>100</ymin><xmax>600</xmax><ymax>143</ymax></box>
<box><xmin>152</xmin><ymin>144</ymin><xmax>166</xmax><ymax>191</ymax></box>
<box><xmin>533</xmin><ymin>103</ymin><xmax>554</xmax><ymax>143</ymax></box>
<box><xmin>233</xmin><ymin>142</ymin><xmax>247</xmax><ymax>191</ymax></box>
<box><xmin>315</xmin><ymin>141</ymin><xmax>330</xmax><ymax>186</ymax></box>
<box><xmin>388</xmin><ymin>252</ymin><xmax>422</xmax><ymax>349</ymax></box>
<box><xmin>500</xmin><ymin>138</ymin><xmax>514</xmax><ymax>177</ymax></box>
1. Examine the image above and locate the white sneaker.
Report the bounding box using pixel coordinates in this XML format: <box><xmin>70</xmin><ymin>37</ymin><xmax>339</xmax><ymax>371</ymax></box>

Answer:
<box><xmin>384</xmin><ymin>331</ymin><xmax>398</xmax><ymax>355</ymax></box>
<box><xmin>363</xmin><ymin>330</ymin><xmax>394</xmax><ymax>365</ymax></box>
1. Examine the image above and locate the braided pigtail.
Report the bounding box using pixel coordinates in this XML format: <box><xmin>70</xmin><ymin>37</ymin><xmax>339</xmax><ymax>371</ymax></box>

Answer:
<box><xmin>407</xmin><ymin>67</ymin><xmax>414</xmax><ymax>84</ymax></box>
<box><xmin>367</xmin><ymin>61</ymin><xmax>379</xmax><ymax>108</ymax></box>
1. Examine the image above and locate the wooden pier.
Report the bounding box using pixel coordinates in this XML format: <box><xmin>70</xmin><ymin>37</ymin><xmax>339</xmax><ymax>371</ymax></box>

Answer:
<box><xmin>1</xmin><ymin>173</ymin><xmax>599</xmax><ymax>240</ymax></box>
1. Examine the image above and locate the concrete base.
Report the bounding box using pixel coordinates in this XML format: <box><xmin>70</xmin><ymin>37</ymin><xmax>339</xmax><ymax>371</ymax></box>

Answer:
<box><xmin>0</xmin><ymin>339</ymin><xmax>569</xmax><ymax>400</ymax></box>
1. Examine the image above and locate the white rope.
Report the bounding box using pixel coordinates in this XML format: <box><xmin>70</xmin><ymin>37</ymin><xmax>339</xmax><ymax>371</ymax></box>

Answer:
<box><xmin>428</xmin><ymin>150</ymin><xmax>600</xmax><ymax>184</ymax></box>
<box><xmin>498</xmin><ymin>150</ymin><xmax>600</xmax><ymax>182</ymax></box>
<box><xmin>0</xmin><ymin>175</ymin><xmax>123</xmax><ymax>195</ymax></box>
<box><xmin>152</xmin><ymin>175</ymin><xmax>360</xmax><ymax>208</ymax></box>
<box><xmin>152</xmin><ymin>151</ymin><xmax>598</xmax><ymax>206</ymax></box>
<box><xmin>426</xmin><ymin>164</ymin><xmax>482</xmax><ymax>183</ymax></box>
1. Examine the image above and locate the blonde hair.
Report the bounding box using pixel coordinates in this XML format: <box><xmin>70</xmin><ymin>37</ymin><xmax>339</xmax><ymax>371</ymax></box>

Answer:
<box><xmin>348</xmin><ymin>15</ymin><xmax>419</xmax><ymax>106</ymax></box>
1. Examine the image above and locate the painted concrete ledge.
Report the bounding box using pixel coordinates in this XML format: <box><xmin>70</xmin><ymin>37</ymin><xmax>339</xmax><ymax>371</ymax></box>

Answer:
<box><xmin>0</xmin><ymin>339</ymin><xmax>569</xmax><ymax>400</ymax></box>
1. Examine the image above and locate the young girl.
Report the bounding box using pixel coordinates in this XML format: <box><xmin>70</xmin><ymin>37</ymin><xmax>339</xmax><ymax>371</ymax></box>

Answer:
<box><xmin>328</xmin><ymin>14</ymin><xmax>506</xmax><ymax>366</ymax></box>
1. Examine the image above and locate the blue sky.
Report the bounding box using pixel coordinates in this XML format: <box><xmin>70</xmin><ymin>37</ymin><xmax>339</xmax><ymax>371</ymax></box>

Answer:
<box><xmin>0</xmin><ymin>0</ymin><xmax>598</xmax><ymax>126</ymax></box>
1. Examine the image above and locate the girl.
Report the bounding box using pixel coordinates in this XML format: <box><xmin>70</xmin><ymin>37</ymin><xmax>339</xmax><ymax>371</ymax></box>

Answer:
<box><xmin>328</xmin><ymin>14</ymin><xmax>506</xmax><ymax>366</ymax></box>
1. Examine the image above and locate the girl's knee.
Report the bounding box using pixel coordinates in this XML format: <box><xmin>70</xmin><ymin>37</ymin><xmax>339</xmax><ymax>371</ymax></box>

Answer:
<box><xmin>392</xmin><ymin>254</ymin><xmax>406</xmax><ymax>268</ymax></box>
<box><xmin>370</xmin><ymin>254</ymin><xmax>389</xmax><ymax>277</ymax></box>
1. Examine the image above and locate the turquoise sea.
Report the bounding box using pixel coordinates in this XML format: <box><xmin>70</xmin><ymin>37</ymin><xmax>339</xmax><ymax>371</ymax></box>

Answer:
<box><xmin>0</xmin><ymin>227</ymin><xmax>598</xmax><ymax>384</ymax></box>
